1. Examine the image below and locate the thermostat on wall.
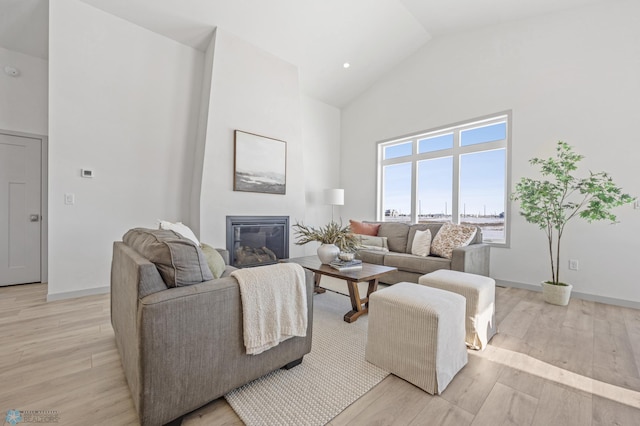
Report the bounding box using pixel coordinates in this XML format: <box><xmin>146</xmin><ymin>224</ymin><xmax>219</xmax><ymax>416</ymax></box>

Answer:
<box><xmin>81</xmin><ymin>169</ymin><xmax>94</xmax><ymax>178</ymax></box>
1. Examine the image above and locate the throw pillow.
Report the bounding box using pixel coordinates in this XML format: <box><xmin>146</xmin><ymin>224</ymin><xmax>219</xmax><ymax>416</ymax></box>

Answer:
<box><xmin>410</xmin><ymin>229</ymin><xmax>432</xmax><ymax>257</ymax></box>
<box><xmin>430</xmin><ymin>222</ymin><xmax>477</xmax><ymax>259</ymax></box>
<box><xmin>158</xmin><ymin>220</ymin><xmax>200</xmax><ymax>247</ymax></box>
<box><xmin>201</xmin><ymin>243</ymin><xmax>226</xmax><ymax>279</ymax></box>
<box><xmin>123</xmin><ymin>228</ymin><xmax>213</xmax><ymax>287</ymax></box>
<box><xmin>349</xmin><ymin>220</ymin><xmax>380</xmax><ymax>236</ymax></box>
<box><xmin>357</xmin><ymin>234</ymin><xmax>389</xmax><ymax>252</ymax></box>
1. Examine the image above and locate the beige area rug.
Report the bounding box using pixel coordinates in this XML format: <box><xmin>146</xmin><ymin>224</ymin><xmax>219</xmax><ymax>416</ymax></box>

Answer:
<box><xmin>225</xmin><ymin>285</ymin><xmax>389</xmax><ymax>426</ymax></box>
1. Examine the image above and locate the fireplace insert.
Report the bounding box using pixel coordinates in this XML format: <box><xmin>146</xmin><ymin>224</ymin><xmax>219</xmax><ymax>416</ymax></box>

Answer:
<box><xmin>226</xmin><ymin>216</ymin><xmax>289</xmax><ymax>268</ymax></box>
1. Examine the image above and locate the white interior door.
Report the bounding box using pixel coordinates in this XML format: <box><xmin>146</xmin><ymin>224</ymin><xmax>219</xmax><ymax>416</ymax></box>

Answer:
<box><xmin>0</xmin><ymin>133</ymin><xmax>41</xmax><ymax>286</ymax></box>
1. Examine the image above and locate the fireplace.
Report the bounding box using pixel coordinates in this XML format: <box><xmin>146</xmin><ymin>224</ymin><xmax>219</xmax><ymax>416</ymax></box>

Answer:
<box><xmin>226</xmin><ymin>216</ymin><xmax>289</xmax><ymax>268</ymax></box>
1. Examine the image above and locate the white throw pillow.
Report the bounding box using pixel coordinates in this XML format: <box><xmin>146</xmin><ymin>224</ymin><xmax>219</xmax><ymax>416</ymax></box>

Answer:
<box><xmin>158</xmin><ymin>220</ymin><xmax>200</xmax><ymax>247</ymax></box>
<box><xmin>411</xmin><ymin>229</ymin><xmax>432</xmax><ymax>257</ymax></box>
<box><xmin>430</xmin><ymin>222</ymin><xmax>477</xmax><ymax>259</ymax></box>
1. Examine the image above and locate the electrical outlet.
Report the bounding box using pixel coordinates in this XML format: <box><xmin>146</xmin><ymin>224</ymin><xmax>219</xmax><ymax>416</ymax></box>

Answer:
<box><xmin>569</xmin><ymin>259</ymin><xmax>579</xmax><ymax>271</ymax></box>
<box><xmin>634</xmin><ymin>200</ymin><xmax>640</xmax><ymax>209</ymax></box>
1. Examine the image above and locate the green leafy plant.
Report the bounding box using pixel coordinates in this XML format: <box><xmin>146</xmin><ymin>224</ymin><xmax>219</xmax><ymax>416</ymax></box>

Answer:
<box><xmin>511</xmin><ymin>141</ymin><xmax>635</xmax><ymax>285</ymax></box>
<box><xmin>292</xmin><ymin>221</ymin><xmax>360</xmax><ymax>252</ymax></box>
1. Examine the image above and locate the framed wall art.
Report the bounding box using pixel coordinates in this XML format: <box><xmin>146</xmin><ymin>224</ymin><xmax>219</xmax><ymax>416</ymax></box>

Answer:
<box><xmin>234</xmin><ymin>130</ymin><xmax>287</xmax><ymax>194</ymax></box>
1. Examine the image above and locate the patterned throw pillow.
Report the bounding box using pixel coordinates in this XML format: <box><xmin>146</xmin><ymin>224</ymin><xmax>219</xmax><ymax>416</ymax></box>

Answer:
<box><xmin>430</xmin><ymin>223</ymin><xmax>477</xmax><ymax>259</ymax></box>
<box><xmin>410</xmin><ymin>229</ymin><xmax>432</xmax><ymax>257</ymax></box>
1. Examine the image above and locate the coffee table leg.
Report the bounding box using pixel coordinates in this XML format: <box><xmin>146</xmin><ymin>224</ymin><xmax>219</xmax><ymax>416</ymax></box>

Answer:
<box><xmin>365</xmin><ymin>278</ymin><xmax>378</xmax><ymax>309</ymax></box>
<box><xmin>313</xmin><ymin>272</ymin><xmax>326</xmax><ymax>294</ymax></box>
<box><xmin>344</xmin><ymin>280</ymin><xmax>371</xmax><ymax>323</ymax></box>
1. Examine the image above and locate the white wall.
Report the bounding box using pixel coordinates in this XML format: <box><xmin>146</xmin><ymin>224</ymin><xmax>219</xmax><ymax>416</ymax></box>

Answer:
<box><xmin>198</xmin><ymin>28</ymin><xmax>307</xmax><ymax>257</ymax></box>
<box><xmin>341</xmin><ymin>0</ymin><xmax>640</xmax><ymax>304</ymax></box>
<box><xmin>0</xmin><ymin>46</ymin><xmax>48</xmax><ymax>135</ymax></box>
<box><xmin>48</xmin><ymin>0</ymin><xmax>203</xmax><ymax>297</ymax></box>
<box><xmin>189</xmin><ymin>33</ymin><xmax>216</xmax><ymax>238</ymax></box>
<box><xmin>300</xmin><ymin>95</ymin><xmax>342</xmax><ymax>255</ymax></box>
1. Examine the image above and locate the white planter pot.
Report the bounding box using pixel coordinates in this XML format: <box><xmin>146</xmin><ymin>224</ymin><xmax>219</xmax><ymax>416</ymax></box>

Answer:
<box><xmin>317</xmin><ymin>244</ymin><xmax>339</xmax><ymax>264</ymax></box>
<box><xmin>541</xmin><ymin>282</ymin><xmax>573</xmax><ymax>306</ymax></box>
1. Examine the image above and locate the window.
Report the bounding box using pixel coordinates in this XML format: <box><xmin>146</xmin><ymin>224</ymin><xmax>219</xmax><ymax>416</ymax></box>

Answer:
<box><xmin>377</xmin><ymin>112</ymin><xmax>511</xmax><ymax>245</ymax></box>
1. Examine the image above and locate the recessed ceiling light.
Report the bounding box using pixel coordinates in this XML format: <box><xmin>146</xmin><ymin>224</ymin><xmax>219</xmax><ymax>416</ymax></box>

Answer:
<box><xmin>343</xmin><ymin>63</ymin><xmax>350</xmax><ymax>69</ymax></box>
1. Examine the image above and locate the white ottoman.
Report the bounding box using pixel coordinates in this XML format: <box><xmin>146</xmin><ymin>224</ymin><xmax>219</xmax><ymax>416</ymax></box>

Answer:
<box><xmin>419</xmin><ymin>270</ymin><xmax>497</xmax><ymax>350</ymax></box>
<box><xmin>365</xmin><ymin>282</ymin><xmax>467</xmax><ymax>395</ymax></box>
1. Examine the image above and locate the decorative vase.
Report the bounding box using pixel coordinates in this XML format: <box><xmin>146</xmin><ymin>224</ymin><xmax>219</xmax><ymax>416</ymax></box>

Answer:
<box><xmin>317</xmin><ymin>244</ymin><xmax>340</xmax><ymax>264</ymax></box>
<box><xmin>541</xmin><ymin>282</ymin><xmax>573</xmax><ymax>306</ymax></box>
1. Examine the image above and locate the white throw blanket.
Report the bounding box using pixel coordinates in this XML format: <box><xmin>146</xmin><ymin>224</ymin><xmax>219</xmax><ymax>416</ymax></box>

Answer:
<box><xmin>231</xmin><ymin>263</ymin><xmax>308</xmax><ymax>355</ymax></box>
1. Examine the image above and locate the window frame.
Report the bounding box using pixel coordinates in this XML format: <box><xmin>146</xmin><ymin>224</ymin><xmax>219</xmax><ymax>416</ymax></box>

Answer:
<box><xmin>376</xmin><ymin>111</ymin><xmax>512</xmax><ymax>247</ymax></box>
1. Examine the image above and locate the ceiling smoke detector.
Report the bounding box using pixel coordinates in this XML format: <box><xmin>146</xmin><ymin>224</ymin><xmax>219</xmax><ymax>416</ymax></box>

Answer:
<box><xmin>4</xmin><ymin>66</ymin><xmax>20</xmax><ymax>77</ymax></box>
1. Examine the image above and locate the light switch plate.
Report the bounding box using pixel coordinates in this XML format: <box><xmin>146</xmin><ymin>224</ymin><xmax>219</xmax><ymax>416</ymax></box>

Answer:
<box><xmin>64</xmin><ymin>193</ymin><xmax>75</xmax><ymax>205</ymax></box>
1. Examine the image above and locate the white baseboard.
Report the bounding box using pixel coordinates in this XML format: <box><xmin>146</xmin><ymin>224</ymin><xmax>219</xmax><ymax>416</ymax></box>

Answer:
<box><xmin>495</xmin><ymin>279</ymin><xmax>640</xmax><ymax>310</ymax></box>
<box><xmin>47</xmin><ymin>285</ymin><xmax>110</xmax><ymax>302</ymax></box>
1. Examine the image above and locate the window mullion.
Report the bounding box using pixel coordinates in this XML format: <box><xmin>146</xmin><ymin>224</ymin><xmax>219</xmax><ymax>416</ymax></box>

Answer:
<box><xmin>452</xmin><ymin>131</ymin><xmax>460</xmax><ymax>224</ymax></box>
<box><xmin>411</xmin><ymin>140</ymin><xmax>418</xmax><ymax>223</ymax></box>
<box><xmin>376</xmin><ymin>145</ymin><xmax>383</xmax><ymax>221</ymax></box>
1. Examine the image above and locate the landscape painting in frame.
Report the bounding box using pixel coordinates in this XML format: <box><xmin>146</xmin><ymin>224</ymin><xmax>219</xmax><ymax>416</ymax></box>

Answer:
<box><xmin>234</xmin><ymin>130</ymin><xmax>287</xmax><ymax>194</ymax></box>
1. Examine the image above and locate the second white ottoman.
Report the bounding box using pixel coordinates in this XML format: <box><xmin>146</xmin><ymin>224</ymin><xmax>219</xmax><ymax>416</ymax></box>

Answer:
<box><xmin>419</xmin><ymin>270</ymin><xmax>497</xmax><ymax>350</ymax></box>
<box><xmin>365</xmin><ymin>282</ymin><xmax>467</xmax><ymax>395</ymax></box>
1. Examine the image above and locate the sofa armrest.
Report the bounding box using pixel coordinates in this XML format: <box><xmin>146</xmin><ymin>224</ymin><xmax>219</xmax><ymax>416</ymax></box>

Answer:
<box><xmin>451</xmin><ymin>243</ymin><xmax>490</xmax><ymax>276</ymax></box>
<box><xmin>215</xmin><ymin>248</ymin><xmax>230</xmax><ymax>265</ymax></box>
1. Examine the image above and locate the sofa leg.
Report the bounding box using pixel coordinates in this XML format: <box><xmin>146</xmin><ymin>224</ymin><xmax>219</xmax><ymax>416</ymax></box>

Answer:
<box><xmin>282</xmin><ymin>357</ymin><xmax>303</xmax><ymax>370</ymax></box>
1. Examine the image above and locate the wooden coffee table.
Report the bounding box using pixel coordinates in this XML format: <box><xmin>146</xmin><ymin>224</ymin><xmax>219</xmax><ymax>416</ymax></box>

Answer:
<box><xmin>283</xmin><ymin>256</ymin><xmax>397</xmax><ymax>323</ymax></box>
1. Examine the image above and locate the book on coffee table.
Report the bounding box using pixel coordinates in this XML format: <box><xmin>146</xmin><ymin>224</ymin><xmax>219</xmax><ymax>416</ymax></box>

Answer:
<box><xmin>329</xmin><ymin>259</ymin><xmax>363</xmax><ymax>271</ymax></box>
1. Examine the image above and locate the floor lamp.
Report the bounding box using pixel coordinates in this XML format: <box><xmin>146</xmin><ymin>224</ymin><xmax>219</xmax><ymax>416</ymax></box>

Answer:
<box><xmin>324</xmin><ymin>188</ymin><xmax>344</xmax><ymax>222</ymax></box>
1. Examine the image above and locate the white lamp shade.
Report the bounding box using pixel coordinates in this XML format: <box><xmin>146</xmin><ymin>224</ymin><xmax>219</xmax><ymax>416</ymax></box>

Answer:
<box><xmin>324</xmin><ymin>188</ymin><xmax>344</xmax><ymax>205</ymax></box>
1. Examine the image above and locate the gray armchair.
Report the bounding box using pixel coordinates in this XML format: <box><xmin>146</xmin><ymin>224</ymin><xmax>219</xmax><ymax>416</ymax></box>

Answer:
<box><xmin>111</xmin><ymin>241</ymin><xmax>313</xmax><ymax>425</ymax></box>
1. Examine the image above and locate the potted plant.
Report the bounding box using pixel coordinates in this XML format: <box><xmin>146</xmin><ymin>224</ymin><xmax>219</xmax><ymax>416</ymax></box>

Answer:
<box><xmin>292</xmin><ymin>221</ymin><xmax>360</xmax><ymax>264</ymax></box>
<box><xmin>511</xmin><ymin>141</ymin><xmax>635</xmax><ymax>305</ymax></box>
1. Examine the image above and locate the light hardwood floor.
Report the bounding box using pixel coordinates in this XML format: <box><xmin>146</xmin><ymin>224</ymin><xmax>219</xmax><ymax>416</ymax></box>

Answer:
<box><xmin>1</xmin><ymin>282</ymin><xmax>640</xmax><ymax>425</ymax></box>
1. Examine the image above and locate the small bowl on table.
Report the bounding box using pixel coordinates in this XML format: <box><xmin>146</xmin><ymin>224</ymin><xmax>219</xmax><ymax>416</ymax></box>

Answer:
<box><xmin>339</xmin><ymin>252</ymin><xmax>355</xmax><ymax>261</ymax></box>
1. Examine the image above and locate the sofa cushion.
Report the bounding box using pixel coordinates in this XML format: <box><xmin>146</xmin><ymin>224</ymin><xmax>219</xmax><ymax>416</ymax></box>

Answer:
<box><xmin>356</xmin><ymin>234</ymin><xmax>389</xmax><ymax>252</ymax></box>
<box><xmin>377</xmin><ymin>222</ymin><xmax>410</xmax><ymax>253</ymax></box>
<box><xmin>123</xmin><ymin>228</ymin><xmax>213</xmax><ymax>287</ymax></box>
<box><xmin>430</xmin><ymin>222</ymin><xmax>477</xmax><ymax>259</ymax></box>
<box><xmin>410</xmin><ymin>229</ymin><xmax>432</xmax><ymax>257</ymax></box>
<box><xmin>201</xmin><ymin>243</ymin><xmax>226</xmax><ymax>279</ymax></box>
<box><xmin>383</xmin><ymin>252</ymin><xmax>451</xmax><ymax>274</ymax></box>
<box><xmin>349</xmin><ymin>220</ymin><xmax>380</xmax><ymax>236</ymax></box>
<box><xmin>356</xmin><ymin>249</ymin><xmax>386</xmax><ymax>265</ymax></box>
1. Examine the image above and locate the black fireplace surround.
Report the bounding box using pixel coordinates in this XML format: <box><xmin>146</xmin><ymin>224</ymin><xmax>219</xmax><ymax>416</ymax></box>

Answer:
<box><xmin>226</xmin><ymin>216</ymin><xmax>289</xmax><ymax>268</ymax></box>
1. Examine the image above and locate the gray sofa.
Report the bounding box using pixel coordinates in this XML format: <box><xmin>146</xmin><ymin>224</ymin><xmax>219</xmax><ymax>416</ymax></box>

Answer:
<box><xmin>355</xmin><ymin>222</ymin><xmax>490</xmax><ymax>284</ymax></box>
<box><xmin>111</xmin><ymin>238</ymin><xmax>313</xmax><ymax>426</ymax></box>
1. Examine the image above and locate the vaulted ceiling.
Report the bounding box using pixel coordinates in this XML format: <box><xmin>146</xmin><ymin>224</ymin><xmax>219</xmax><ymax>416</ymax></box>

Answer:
<box><xmin>1</xmin><ymin>0</ymin><xmax>608</xmax><ymax>107</ymax></box>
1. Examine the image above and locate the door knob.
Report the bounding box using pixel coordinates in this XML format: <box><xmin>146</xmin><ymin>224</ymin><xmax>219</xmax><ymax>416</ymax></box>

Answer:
<box><xmin>30</xmin><ymin>214</ymin><xmax>40</xmax><ymax>222</ymax></box>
